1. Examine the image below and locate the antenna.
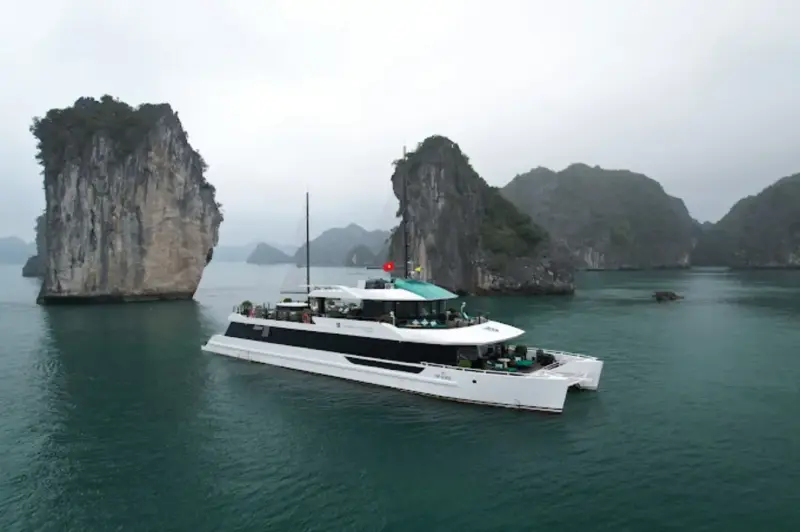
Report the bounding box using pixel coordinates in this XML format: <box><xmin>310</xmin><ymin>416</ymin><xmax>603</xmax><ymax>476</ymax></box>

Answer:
<box><xmin>401</xmin><ymin>146</ymin><xmax>410</xmax><ymax>279</ymax></box>
<box><xmin>305</xmin><ymin>191</ymin><xmax>311</xmax><ymax>296</ymax></box>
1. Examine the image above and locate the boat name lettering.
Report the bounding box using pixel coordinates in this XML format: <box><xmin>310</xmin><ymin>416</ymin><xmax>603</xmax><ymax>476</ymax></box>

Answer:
<box><xmin>484</xmin><ymin>326</ymin><xmax>499</xmax><ymax>332</ymax></box>
<box><xmin>434</xmin><ymin>372</ymin><xmax>452</xmax><ymax>381</ymax></box>
<box><xmin>337</xmin><ymin>322</ymin><xmax>373</xmax><ymax>332</ymax></box>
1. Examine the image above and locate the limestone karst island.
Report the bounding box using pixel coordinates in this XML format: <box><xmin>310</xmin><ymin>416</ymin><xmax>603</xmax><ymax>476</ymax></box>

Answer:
<box><xmin>383</xmin><ymin>136</ymin><xmax>800</xmax><ymax>288</ymax></box>
<box><xmin>27</xmin><ymin>95</ymin><xmax>222</xmax><ymax>304</ymax></box>
<box><xmin>19</xmin><ymin>99</ymin><xmax>800</xmax><ymax>305</ymax></box>
<box><xmin>386</xmin><ymin>136</ymin><xmax>575</xmax><ymax>295</ymax></box>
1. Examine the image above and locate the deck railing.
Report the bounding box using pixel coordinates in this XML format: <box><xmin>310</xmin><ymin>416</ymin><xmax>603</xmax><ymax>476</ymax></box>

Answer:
<box><xmin>528</xmin><ymin>347</ymin><xmax>596</xmax><ymax>361</ymax></box>
<box><xmin>420</xmin><ymin>362</ymin><xmax>527</xmax><ymax>377</ymax></box>
<box><xmin>233</xmin><ymin>303</ymin><xmax>274</xmax><ymax>319</ymax></box>
<box><xmin>232</xmin><ymin>303</ymin><xmax>490</xmax><ymax>329</ymax></box>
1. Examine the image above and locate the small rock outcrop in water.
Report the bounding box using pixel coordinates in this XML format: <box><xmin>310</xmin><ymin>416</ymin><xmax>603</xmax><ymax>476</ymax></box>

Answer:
<box><xmin>388</xmin><ymin>135</ymin><xmax>574</xmax><ymax>295</ymax></box>
<box><xmin>30</xmin><ymin>95</ymin><xmax>222</xmax><ymax>304</ymax></box>
<box><xmin>653</xmin><ymin>291</ymin><xmax>683</xmax><ymax>302</ymax></box>
<box><xmin>21</xmin><ymin>214</ymin><xmax>46</xmax><ymax>278</ymax></box>
<box><xmin>692</xmin><ymin>173</ymin><xmax>800</xmax><ymax>268</ymax></box>
<box><xmin>501</xmin><ymin>164</ymin><xmax>696</xmax><ymax>270</ymax></box>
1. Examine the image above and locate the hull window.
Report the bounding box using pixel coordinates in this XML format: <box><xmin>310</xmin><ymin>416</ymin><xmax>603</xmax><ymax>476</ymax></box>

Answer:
<box><xmin>224</xmin><ymin>322</ymin><xmax>459</xmax><ymax>365</ymax></box>
<box><xmin>344</xmin><ymin>357</ymin><xmax>425</xmax><ymax>373</ymax></box>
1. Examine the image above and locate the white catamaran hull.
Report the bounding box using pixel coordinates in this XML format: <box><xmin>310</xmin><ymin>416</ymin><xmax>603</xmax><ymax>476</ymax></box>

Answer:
<box><xmin>202</xmin><ymin>335</ymin><xmax>603</xmax><ymax>413</ymax></box>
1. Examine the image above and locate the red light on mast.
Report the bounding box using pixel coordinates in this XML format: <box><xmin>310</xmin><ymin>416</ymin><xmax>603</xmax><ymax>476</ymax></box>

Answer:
<box><xmin>382</xmin><ymin>261</ymin><xmax>395</xmax><ymax>272</ymax></box>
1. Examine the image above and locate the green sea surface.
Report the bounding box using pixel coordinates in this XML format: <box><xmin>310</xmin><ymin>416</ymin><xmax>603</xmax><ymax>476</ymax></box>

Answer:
<box><xmin>1</xmin><ymin>264</ymin><xmax>798</xmax><ymax>531</ymax></box>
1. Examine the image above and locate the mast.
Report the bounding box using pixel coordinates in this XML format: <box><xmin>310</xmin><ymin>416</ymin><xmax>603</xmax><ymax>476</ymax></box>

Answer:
<box><xmin>401</xmin><ymin>146</ymin><xmax>410</xmax><ymax>279</ymax></box>
<box><xmin>305</xmin><ymin>191</ymin><xmax>311</xmax><ymax>296</ymax></box>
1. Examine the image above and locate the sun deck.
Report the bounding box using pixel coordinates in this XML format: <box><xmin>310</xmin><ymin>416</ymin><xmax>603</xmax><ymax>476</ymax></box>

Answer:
<box><xmin>305</xmin><ymin>278</ymin><xmax>459</xmax><ymax>302</ymax></box>
<box><xmin>306</xmin><ymin>285</ymin><xmax>426</xmax><ymax>301</ymax></box>
<box><xmin>236</xmin><ymin>278</ymin><xmax>482</xmax><ymax>329</ymax></box>
<box><xmin>235</xmin><ymin>297</ymin><xmax>491</xmax><ymax>330</ymax></box>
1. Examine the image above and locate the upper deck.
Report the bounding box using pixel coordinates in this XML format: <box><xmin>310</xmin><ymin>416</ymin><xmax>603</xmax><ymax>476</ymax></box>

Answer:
<box><xmin>305</xmin><ymin>278</ymin><xmax>474</xmax><ymax>328</ymax></box>
<box><xmin>239</xmin><ymin>278</ymin><xmax>491</xmax><ymax>332</ymax></box>
<box><xmin>306</xmin><ymin>278</ymin><xmax>459</xmax><ymax>302</ymax></box>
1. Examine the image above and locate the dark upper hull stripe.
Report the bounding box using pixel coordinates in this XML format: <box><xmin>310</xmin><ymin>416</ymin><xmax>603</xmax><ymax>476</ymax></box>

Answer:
<box><xmin>344</xmin><ymin>356</ymin><xmax>425</xmax><ymax>374</ymax></box>
<box><xmin>223</xmin><ymin>322</ymin><xmax>467</xmax><ymax>366</ymax></box>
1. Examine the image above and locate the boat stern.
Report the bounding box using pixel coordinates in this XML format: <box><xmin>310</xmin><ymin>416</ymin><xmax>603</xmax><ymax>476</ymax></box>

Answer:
<box><xmin>533</xmin><ymin>349</ymin><xmax>604</xmax><ymax>391</ymax></box>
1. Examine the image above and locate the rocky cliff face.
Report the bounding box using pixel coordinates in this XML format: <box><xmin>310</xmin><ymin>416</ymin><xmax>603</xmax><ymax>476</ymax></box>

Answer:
<box><xmin>693</xmin><ymin>173</ymin><xmax>800</xmax><ymax>268</ymax></box>
<box><xmin>501</xmin><ymin>164</ymin><xmax>696</xmax><ymax>270</ymax></box>
<box><xmin>30</xmin><ymin>95</ymin><xmax>222</xmax><ymax>303</ymax></box>
<box><xmin>388</xmin><ymin>135</ymin><xmax>574</xmax><ymax>295</ymax></box>
<box><xmin>21</xmin><ymin>214</ymin><xmax>46</xmax><ymax>278</ymax></box>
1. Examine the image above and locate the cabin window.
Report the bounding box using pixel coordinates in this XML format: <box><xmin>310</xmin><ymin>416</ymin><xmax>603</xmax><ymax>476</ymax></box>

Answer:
<box><xmin>395</xmin><ymin>300</ymin><xmax>447</xmax><ymax>320</ymax></box>
<box><xmin>310</xmin><ymin>298</ymin><xmax>326</xmax><ymax>313</ymax></box>
<box><xmin>478</xmin><ymin>343</ymin><xmax>507</xmax><ymax>357</ymax></box>
<box><xmin>223</xmin><ymin>322</ymin><xmax>463</xmax><ymax>365</ymax></box>
<box><xmin>420</xmin><ymin>300</ymin><xmax>447</xmax><ymax>317</ymax></box>
<box><xmin>457</xmin><ymin>346</ymin><xmax>480</xmax><ymax>361</ymax></box>
<box><xmin>362</xmin><ymin>300</ymin><xmax>392</xmax><ymax>318</ymax></box>
<box><xmin>395</xmin><ymin>301</ymin><xmax>417</xmax><ymax>319</ymax></box>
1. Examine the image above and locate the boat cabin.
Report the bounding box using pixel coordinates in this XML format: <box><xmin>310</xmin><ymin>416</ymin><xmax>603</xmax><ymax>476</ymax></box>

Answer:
<box><xmin>233</xmin><ymin>278</ymin><xmax>489</xmax><ymax>328</ymax></box>
<box><xmin>234</xmin><ymin>299</ymin><xmax>310</xmax><ymax>322</ymax></box>
<box><xmin>274</xmin><ymin>301</ymin><xmax>310</xmax><ymax>321</ymax></box>
<box><xmin>227</xmin><ymin>277</ymin><xmax>559</xmax><ymax>373</ymax></box>
<box><xmin>306</xmin><ymin>278</ymin><xmax>487</xmax><ymax>328</ymax></box>
<box><xmin>276</xmin><ymin>301</ymin><xmax>310</xmax><ymax>311</ymax></box>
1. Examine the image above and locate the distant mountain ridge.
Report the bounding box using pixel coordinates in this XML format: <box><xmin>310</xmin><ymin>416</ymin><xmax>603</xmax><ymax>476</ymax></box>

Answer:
<box><xmin>501</xmin><ymin>163</ymin><xmax>696</xmax><ymax>270</ymax></box>
<box><xmin>209</xmin><ymin>225</ymin><xmax>389</xmax><ymax>266</ymax></box>
<box><xmin>296</xmin><ymin>223</ymin><xmax>390</xmax><ymax>266</ymax></box>
<box><xmin>214</xmin><ymin>242</ymin><xmax>297</xmax><ymax>262</ymax></box>
<box><xmin>0</xmin><ymin>236</ymin><xmax>35</xmax><ymax>264</ymax></box>
<box><xmin>246</xmin><ymin>243</ymin><xmax>293</xmax><ymax>265</ymax></box>
<box><xmin>71</xmin><ymin>164</ymin><xmax>792</xmax><ymax>274</ymax></box>
<box><xmin>213</xmin><ymin>243</ymin><xmax>257</xmax><ymax>262</ymax></box>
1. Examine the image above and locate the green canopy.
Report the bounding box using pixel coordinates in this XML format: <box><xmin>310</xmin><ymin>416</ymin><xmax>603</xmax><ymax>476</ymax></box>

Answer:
<box><xmin>394</xmin><ymin>278</ymin><xmax>458</xmax><ymax>300</ymax></box>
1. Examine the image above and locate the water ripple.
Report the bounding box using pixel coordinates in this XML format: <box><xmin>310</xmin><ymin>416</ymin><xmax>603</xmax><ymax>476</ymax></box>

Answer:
<box><xmin>1</xmin><ymin>265</ymin><xmax>800</xmax><ymax>531</ymax></box>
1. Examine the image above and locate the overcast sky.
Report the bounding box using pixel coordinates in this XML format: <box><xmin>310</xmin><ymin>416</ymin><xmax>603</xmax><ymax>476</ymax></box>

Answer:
<box><xmin>2</xmin><ymin>0</ymin><xmax>799</xmax><ymax>245</ymax></box>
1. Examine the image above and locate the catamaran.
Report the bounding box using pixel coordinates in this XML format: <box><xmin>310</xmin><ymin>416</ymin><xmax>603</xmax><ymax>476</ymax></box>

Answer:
<box><xmin>201</xmin><ymin>155</ymin><xmax>603</xmax><ymax>413</ymax></box>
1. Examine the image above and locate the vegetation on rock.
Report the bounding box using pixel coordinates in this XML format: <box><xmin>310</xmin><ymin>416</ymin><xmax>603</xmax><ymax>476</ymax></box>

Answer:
<box><xmin>393</xmin><ymin>135</ymin><xmax>546</xmax><ymax>267</ymax></box>
<box><xmin>388</xmin><ymin>135</ymin><xmax>571</xmax><ymax>294</ymax></box>
<box><xmin>501</xmin><ymin>164</ymin><xmax>695</xmax><ymax>269</ymax></box>
<box><xmin>480</xmin><ymin>187</ymin><xmax>545</xmax><ymax>259</ymax></box>
<box><xmin>393</xmin><ymin>135</ymin><xmax>471</xmax><ymax>172</ymax></box>
<box><xmin>29</xmin><ymin>95</ymin><xmax>221</xmax><ymax>214</ymax></box>
<box><xmin>31</xmin><ymin>96</ymin><xmax>223</xmax><ymax>304</ymax></box>
<box><xmin>693</xmin><ymin>173</ymin><xmax>800</xmax><ymax>267</ymax></box>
